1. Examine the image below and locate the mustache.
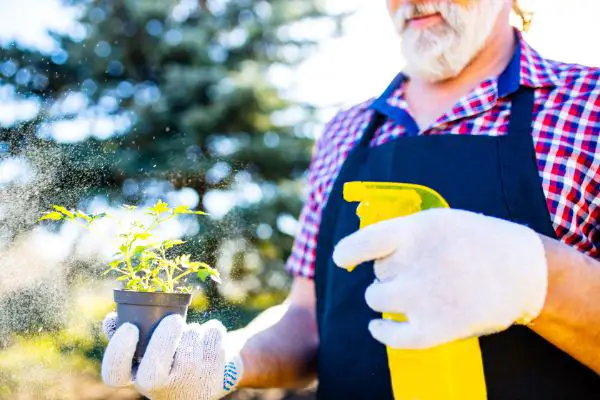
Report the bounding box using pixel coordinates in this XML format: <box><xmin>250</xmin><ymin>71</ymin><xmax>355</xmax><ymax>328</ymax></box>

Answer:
<box><xmin>393</xmin><ymin>2</ymin><xmax>460</xmax><ymax>31</ymax></box>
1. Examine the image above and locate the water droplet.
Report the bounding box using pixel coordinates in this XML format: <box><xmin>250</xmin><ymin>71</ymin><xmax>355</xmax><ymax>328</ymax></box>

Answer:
<box><xmin>263</xmin><ymin>132</ymin><xmax>280</xmax><ymax>148</ymax></box>
<box><xmin>50</xmin><ymin>50</ymin><xmax>69</xmax><ymax>65</ymax></box>
<box><xmin>256</xmin><ymin>223</ymin><xmax>273</xmax><ymax>240</ymax></box>
<box><xmin>15</xmin><ymin>68</ymin><xmax>32</xmax><ymax>85</ymax></box>
<box><xmin>165</xmin><ymin>29</ymin><xmax>183</xmax><ymax>46</ymax></box>
<box><xmin>95</xmin><ymin>41</ymin><xmax>112</xmax><ymax>58</ymax></box>
<box><xmin>81</xmin><ymin>79</ymin><xmax>98</xmax><ymax>96</ymax></box>
<box><xmin>116</xmin><ymin>81</ymin><xmax>134</xmax><ymax>98</ymax></box>
<box><xmin>107</xmin><ymin>60</ymin><xmax>124</xmax><ymax>76</ymax></box>
<box><xmin>89</xmin><ymin>7</ymin><xmax>106</xmax><ymax>24</ymax></box>
<box><xmin>146</xmin><ymin>19</ymin><xmax>164</xmax><ymax>36</ymax></box>
<box><xmin>0</xmin><ymin>60</ymin><xmax>18</xmax><ymax>77</ymax></box>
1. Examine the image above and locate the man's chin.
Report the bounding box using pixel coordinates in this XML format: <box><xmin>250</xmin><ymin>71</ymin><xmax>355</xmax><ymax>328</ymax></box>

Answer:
<box><xmin>402</xmin><ymin>49</ymin><xmax>463</xmax><ymax>83</ymax></box>
<box><xmin>401</xmin><ymin>37</ymin><xmax>470</xmax><ymax>83</ymax></box>
<box><xmin>403</xmin><ymin>62</ymin><xmax>461</xmax><ymax>83</ymax></box>
<box><xmin>404</xmin><ymin>48</ymin><xmax>472</xmax><ymax>82</ymax></box>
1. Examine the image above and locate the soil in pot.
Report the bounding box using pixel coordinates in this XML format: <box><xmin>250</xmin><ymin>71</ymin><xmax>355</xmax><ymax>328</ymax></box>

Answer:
<box><xmin>114</xmin><ymin>290</ymin><xmax>192</xmax><ymax>362</ymax></box>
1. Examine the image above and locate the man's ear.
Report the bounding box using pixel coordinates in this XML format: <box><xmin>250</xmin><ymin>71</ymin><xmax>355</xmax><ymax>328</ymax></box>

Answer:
<box><xmin>512</xmin><ymin>0</ymin><xmax>535</xmax><ymax>32</ymax></box>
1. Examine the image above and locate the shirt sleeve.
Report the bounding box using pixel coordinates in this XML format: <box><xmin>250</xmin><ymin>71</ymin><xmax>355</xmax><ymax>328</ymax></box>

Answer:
<box><xmin>285</xmin><ymin>113</ymin><xmax>343</xmax><ymax>279</ymax></box>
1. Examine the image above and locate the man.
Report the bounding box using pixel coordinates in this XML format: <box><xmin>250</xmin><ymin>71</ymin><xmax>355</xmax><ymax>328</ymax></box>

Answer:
<box><xmin>101</xmin><ymin>0</ymin><xmax>600</xmax><ymax>399</ymax></box>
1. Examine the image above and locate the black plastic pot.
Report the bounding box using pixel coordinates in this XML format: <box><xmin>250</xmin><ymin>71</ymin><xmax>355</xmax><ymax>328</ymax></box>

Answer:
<box><xmin>114</xmin><ymin>290</ymin><xmax>192</xmax><ymax>362</ymax></box>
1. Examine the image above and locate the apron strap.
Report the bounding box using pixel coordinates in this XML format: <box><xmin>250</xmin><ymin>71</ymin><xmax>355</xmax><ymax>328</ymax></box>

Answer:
<box><xmin>507</xmin><ymin>87</ymin><xmax>535</xmax><ymax>139</ymax></box>
<box><xmin>358</xmin><ymin>111</ymin><xmax>387</xmax><ymax>148</ymax></box>
<box><xmin>498</xmin><ymin>87</ymin><xmax>535</xmax><ymax>224</ymax></box>
<box><xmin>498</xmin><ymin>87</ymin><xmax>556</xmax><ymax>236</ymax></box>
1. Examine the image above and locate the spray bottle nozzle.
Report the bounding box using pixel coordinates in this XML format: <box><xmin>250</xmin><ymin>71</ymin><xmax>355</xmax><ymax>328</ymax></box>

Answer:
<box><xmin>342</xmin><ymin>181</ymin><xmax>449</xmax><ymax>271</ymax></box>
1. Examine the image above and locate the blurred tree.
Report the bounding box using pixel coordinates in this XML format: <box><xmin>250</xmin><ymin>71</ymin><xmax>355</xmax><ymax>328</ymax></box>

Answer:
<box><xmin>0</xmin><ymin>0</ymin><xmax>343</xmax><ymax>323</ymax></box>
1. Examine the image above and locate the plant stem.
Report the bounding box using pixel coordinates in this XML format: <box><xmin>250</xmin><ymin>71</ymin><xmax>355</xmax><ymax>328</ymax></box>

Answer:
<box><xmin>72</xmin><ymin>217</ymin><xmax>113</xmax><ymax>242</ymax></box>
<box><xmin>172</xmin><ymin>269</ymin><xmax>195</xmax><ymax>283</ymax></box>
<box><xmin>124</xmin><ymin>234</ymin><xmax>136</xmax><ymax>280</ymax></box>
<box><xmin>159</xmin><ymin>245</ymin><xmax>174</xmax><ymax>292</ymax></box>
<box><xmin>145</xmin><ymin>212</ymin><xmax>176</xmax><ymax>234</ymax></box>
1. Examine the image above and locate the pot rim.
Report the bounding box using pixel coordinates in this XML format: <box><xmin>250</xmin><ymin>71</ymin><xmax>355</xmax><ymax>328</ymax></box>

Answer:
<box><xmin>114</xmin><ymin>289</ymin><xmax>192</xmax><ymax>307</ymax></box>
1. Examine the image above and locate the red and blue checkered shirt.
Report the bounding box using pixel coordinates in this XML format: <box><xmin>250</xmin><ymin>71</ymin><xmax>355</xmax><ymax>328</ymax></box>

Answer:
<box><xmin>286</xmin><ymin>34</ymin><xmax>600</xmax><ymax>279</ymax></box>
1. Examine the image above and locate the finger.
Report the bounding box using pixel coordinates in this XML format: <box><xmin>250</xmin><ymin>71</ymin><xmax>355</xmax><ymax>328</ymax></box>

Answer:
<box><xmin>198</xmin><ymin>320</ymin><xmax>226</xmax><ymax>372</ymax></box>
<box><xmin>136</xmin><ymin>314</ymin><xmax>186</xmax><ymax>392</ymax></box>
<box><xmin>364</xmin><ymin>279</ymin><xmax>416</xmax><ymax>314</ymax></box>
<box><xmin>168</xmin><ymin>322</ymin><xmax>205</xmax><ymax>381</ymax></box>
<box><xmin>102</xmin><ymin>312</ymin><xmax>118</xmax><ymax>340</ymax></box>
<box><xmin>101</xmin><ymin>322</ymin><xmax>139</xmax><ymax>387</ymax></box>
<box><xmin>200</xmin><ymin>320</ymin><xmax>229</xmax><ymax>395</ymax></box>
<box><xmin>169</xmin><ymin>320</ymin><xmax>226</xmax><ymax>387</ymax></box>
<box><xmin>368</xmin><ymin>319</ymin><xmax>438</xmax><ymax>350</ymax></box>
<box><xmin>332</xmin><ymin>217</ymin><xmax>413</xmax><ymax>269</ymax></box>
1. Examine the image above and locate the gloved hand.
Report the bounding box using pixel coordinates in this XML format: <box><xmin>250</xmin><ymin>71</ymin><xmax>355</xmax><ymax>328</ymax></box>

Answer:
<box><xmin>333</xmin><ymin>208</ymin><xmax>548</xmax><ymax>350</ymax></box>
<box><xmin>101</xmin><ymin>313</ymin><xmax>243</xmax><ymax>400</ymax></box>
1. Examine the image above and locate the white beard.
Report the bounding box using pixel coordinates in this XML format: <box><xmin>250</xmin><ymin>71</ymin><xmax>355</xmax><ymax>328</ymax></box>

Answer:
<box><xmin>391</xmin><ymin>1</ymin><xmax>505</xmax><ymax>83</ymax></box>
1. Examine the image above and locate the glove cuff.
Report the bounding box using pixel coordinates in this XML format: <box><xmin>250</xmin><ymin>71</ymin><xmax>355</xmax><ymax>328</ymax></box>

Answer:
<box><xmin>223</xmin><ymin>353</ymin><xmax>244</xmax><ymax>393</ymax></box>
<box><xmin>513</xmin><ymin>226</ymin><xmax>549</xmax><ymax>326</ymax></box>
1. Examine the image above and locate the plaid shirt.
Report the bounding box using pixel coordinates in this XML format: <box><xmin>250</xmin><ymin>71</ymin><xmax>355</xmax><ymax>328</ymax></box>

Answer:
<box><xmin>286</xmin><ymin>34</ymin><xmax>600</xmax><ymax>279</ymax></box>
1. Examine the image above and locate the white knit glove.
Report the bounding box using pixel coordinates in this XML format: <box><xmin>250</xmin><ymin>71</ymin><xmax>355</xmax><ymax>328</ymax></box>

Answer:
<box><xmin>333</xmin><ymin>208</ymin><xmax>548</xmax><ymax>350</ymax></box>
<box><xmin>101</xmin><ymin>313</ymin><xmax>243</xmax><ymax>400</ymax></box>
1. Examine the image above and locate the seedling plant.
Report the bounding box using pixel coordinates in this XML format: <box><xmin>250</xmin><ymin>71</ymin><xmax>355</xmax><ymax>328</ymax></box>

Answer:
<box><xmin>40</xmin><ymin>200</ymin><xmax>220</xmax><ymax>294</ymax></box>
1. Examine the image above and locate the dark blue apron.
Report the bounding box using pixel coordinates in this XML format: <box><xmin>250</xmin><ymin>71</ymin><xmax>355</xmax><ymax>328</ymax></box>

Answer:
<box><xmin>313</xmin><ymin>46</ymin><xmax>600</xmax><ymax>399</ymax></box>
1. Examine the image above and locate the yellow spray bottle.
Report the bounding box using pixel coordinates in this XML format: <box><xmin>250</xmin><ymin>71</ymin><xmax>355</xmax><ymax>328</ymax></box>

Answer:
<box><xmin>343</xmin><ymin>181</ymin><xmax>487</xmax><ymax>400</ymax></box>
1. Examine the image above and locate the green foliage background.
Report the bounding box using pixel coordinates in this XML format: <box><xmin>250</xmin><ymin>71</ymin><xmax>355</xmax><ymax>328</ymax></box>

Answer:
<box><xmin>0</xmin><ymin>0</ymin><xmax>344</xmax><ymax>397</ymax></box>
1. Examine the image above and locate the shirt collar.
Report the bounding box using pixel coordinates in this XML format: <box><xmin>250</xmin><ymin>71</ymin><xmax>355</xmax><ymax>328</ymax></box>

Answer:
<box><xmin>394</xmin><ymin>30</ymin><xmax>561</xmax><ymax>98</ymax></box>
<box><xmin>500</xmin><ymin>30</ymin><xmax>561</xmax><ymax>96</ymax></box>
<box><xmin>377</xmin><ymin>30</ymin><xmax>562</xmax><ymax>133</ymax></box>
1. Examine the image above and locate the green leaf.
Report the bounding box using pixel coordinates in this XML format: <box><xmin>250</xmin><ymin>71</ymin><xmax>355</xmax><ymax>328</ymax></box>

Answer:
<box><xmin>90</xmin><ymin>212</ymin><xmax>108</xmax><ymax>221</ymax></box>
<box><xmin>75</xmin><ymin>210</ymin><xmax>93</xmax><ymax>222</ymax></box>
<box><xmin>133</xmin><ymin>232</ymin><xmax>152</xmax><ymax>241</ymax></box>
<box><xmin>122</xmin><ymin>205</ymin><xmax>137</xmax><ymax>211</ymax></box>
<box><xmin>197</xmin><ymin>267</ymin><xmax>221</xmax><ymax>284</ymax></box>
<box><xmin>126</xmin><ymin>278</ymin><xmax>142</xmax><ymax>290</ymax></box>
<box><xmin>197</xmin><ymin>269</ymin><xmax>210</xmax><ymax>282</ymax></box>
<box><xmin>144</xmin><ymin>251</ymin><xmax>160</xmax><ymax>260</ymax></box>
<box><xmin>149</xmin><ymin>200</ymin><xmax>170</xmax><ymax>216</ymax></box>
<box><xmin>144</xmin><ymin>241</ymin><xmax>163</xmax><ymax>250</ymax></box>
<box><xmin>151</xmin><ymin>278</ymin><xmax>170</xmax><ymax>293</ymax></box>
<box><xmin>52</xmin><ymin>205</ymin><xmax>74</xmax><ymax>219</ymax></box>
<box><xmin>180</xmin><ymin>256</ymin><xmax>207</xmax><ymax>272</ymax></box>
<box><xmin>164</xmin><ymin>239</ymin><xmax>185</xmax><ymax>250</ymax></box>
<box><xmin>132</xmin><ymin>245</ymin><xmax>150</xmax><ymax>257</ymax></box>
<box><xmin>173</xmin><ymin>205</ymin><xmax>191</xmax><ymax>214</ymax></box>
<box><xmin>210</xmin><ymin>274</ymin><xmax>222</xmax><ymax>284</ymax></box>
<box><xmin>178</xmin><ymin>286</ymin><xmax>192</xmax><ymax>294</ymax></box>
<box><xmin>109</xmin><ymin>259</ymin><xmax>124</xmax><ymax>268</ymax></box>
<box><xmin>39</xmin><ymin>211</ymin><xmax>64</xmax><ymax>221</ymax></box>
<box><xmin>187</xmin><ymin>262</ymin><xmax>201</xmax><ymax>271</ymax></box>
<box><xmin>173</xmin><ymin>205</ymin><xmax>208</xmax><ymax>216</ymax></box>
<box><xmin>190</xmin><ymin>210</ymin><xmax>209</xmax><ymax>215</ymax></box>
<box><xmin>116</xmin><ymin>275</ymin><xmax>129</xmax><ymax>281</ymax></box>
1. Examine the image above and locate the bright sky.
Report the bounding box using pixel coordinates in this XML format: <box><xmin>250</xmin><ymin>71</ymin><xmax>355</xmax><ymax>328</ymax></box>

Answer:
<box><xmin>291</xmin><ymin>0</ymin><xmax>600</xmax><ymax>123</ymax></box>
<box><xmin>1</xmin><ymin>0</ymin><xmax>600</xmax><ymax>125</ymax></box>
